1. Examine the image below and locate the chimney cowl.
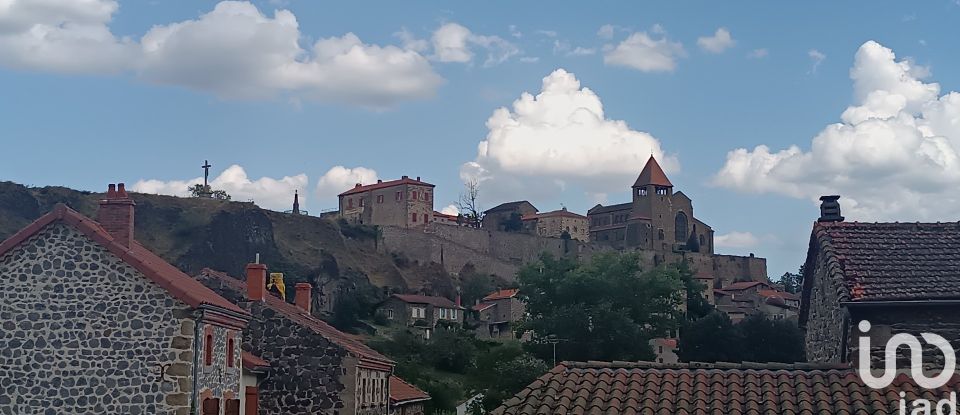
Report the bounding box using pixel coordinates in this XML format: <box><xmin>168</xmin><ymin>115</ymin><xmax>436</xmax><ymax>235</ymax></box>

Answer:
<box><xmin>818</xmin><ymin>195</ymin><xmax>844</xmax><ymax>222</ymax></box>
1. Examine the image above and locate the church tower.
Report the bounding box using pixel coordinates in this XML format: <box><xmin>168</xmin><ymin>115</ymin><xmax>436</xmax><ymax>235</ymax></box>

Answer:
<box><xmin>632</xmin><ymin>155</ymin><xmax>676</xmax><ymax>251</ymax></box>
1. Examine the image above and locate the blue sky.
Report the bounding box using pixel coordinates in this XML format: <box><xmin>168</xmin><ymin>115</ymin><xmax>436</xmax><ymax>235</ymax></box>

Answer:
<box><xmin>3</xmin><ymin>1</ymin><xmax>960</xmax><ymax>277</ymax></box>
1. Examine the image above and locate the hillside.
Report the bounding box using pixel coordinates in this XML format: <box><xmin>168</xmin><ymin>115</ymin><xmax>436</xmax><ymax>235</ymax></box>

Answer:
<box><xmin>0</xmin><ymin>181</ymin><xmax>460</xmax><ymax>309</ymax></box>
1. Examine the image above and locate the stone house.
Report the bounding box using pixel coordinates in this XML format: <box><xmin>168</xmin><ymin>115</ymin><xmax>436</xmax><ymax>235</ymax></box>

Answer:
<box><xmin>388</xmin><ymin>377</ymin><xmax>429</xmax><ymax>415</ymax></box>
<box><xmin>377</xmin><ymin>294</ymin><xmax>463</xmax><ymax>336</ymax></box>
<box><xmin>800</xmin><ymin>195</ymin><xmax>960</xmax><ymax>367</ymax></box>
<box><xmin>647</xmin><ymin>338</ymin><xmax>678</xmax><ymax>364</ymax></box>
<box><xmin>197</xmin><ymin>267</ymin><xmax>396</xmax><ymax>415</ymax></box>
<box><xmin>521</xmin><ymin>207</ymin><xmax>589</xmax><ymax>242</ymax></box>
<box><xmin>587</xmin><ymin>155</ymin><xmax>714</xmax><ymax>254</ymax></box>
<box><xmin>472</xmin><ymin>289</ymin><xmax>525</xmax><ymax>339</ymax></box>
<box><xmin>338</xmin><ymin>176</ymin><xmax>435</xmax><ymax>228</ymax></box>
<box><xmin>713</xmin><ymin>281</ymin><xmax>798</xmax><ymax>322</ymax></box>
<box><xmin>482</xmin><ymin>201</ymin><xmax>537</xmax><ymax>232</ymax></box>
<box><xmin>0</xmin><ymin>184</ymin><xmax>251</xmax><ymax>415</ymax></box>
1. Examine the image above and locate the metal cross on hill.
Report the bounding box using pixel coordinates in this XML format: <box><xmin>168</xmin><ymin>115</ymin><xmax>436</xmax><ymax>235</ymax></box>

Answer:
<box><xmin>202</xmin><ymin>160</ymin><xmax>211</xmax><ymax>187</ymax></box>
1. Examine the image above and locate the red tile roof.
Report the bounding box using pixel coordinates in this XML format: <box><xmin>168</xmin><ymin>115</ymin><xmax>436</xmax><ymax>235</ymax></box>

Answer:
<box><xmin>632</xmin><ymin>155</ymin><xmax>672</xmax><ymax>188</ymax></box>
<box><xmin>391</xmin><ymin>294</ymin><xmax>463</xmax><ymax>309</ymax></box>
<box><xmin>492</xmin><ymin>361</ymin><xmax>960</xmax><ymax>415</ymax></box>
<box><xmin>0</xmin><ymin>204</ymin><xmax>247</xmax><ymax>316</ymax></box>
<box><xmin>242</xmin><ymin>351</ymin><xmax>270</xmax><ymax>370</ymax></box>
<box><xmin>758</xmin><ymin>289</ymin><xmax>800</xmax><ymax>301</ymax></box>
<box><xmin>389</xmin><ymin>376</ymin><xmax>430</xmax><ymax>405</ymax></box>
<box><xmin>723</xmin><ymin>281</ymin><xmax>772</xmax><ymax>291</ymax></box>
<box><xmin>805</xmin><ymin>221</ymin><xmax>960</xmax><ymax>302</ymax></box>
<box><xmin>482</xmin><ymin>288</ymin><xmax>520</xmax><ymax>301</ymax></box>
<box><xmin>339</xmin><ymin>177</ymin><xmax>434</xmax><ymax>197</ymax></box>
<box><xmin>201</xmin><ymin>269</ymin><xmax>393</xmax><ymax>367</ymax></box>
<box><xmin>473</xmin><ymin>302</ymin><xmax>496</xmax><ymax>312</ymax></box>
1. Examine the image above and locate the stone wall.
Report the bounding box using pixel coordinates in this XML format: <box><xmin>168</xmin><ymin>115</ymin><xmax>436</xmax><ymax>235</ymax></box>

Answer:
<box><xmin>852</xmin><ymin>305</ymin><xmax>960</xmax><ymax>369</ymax></box>
<box><xmin>0</xmin><ymin>224</ymin><xmax>196</xmax><ymax>415</ymax></box>
<box><xmin>803</xmin><ymin>251</ymin><xmax>847</xmax><ymax>364</ymax></box>
<box><xmin>196</xmin><ymin>276</ymin><xmax>351</xmax><ymax>415</ymax></box>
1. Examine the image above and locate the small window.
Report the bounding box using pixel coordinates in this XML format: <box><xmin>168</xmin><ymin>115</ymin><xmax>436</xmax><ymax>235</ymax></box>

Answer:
<box><xmin>387</xmin><ymin>309</ymin><xmax>394</xmax><ymax>319</ymax></box>
<box><xmin>423</xmin><ymin>213</ymin><xmax>428</xmax><ymax>223</ymax></box>
<box><xmin>395</xmin><ymin>191</ymin><xmax>402</xmax><ymax>201</ymax></box>
<box><xmin>377</xmin><ymin>195</ymin><xmax>384</xmax><ymax>204</ymax></box>
<box><xmin>227</xmin><ymin>337</ymin><xmax>235</xmax><ymax>368</ymax></box>
<box><xmin>658</xmin><ymin>229</ymin><xmax>664</xmax><ymax>240</ymax></box>
<box><xmin>347</xmin><ymin>199</ymin><xmax>353</xmax><ymax>208</ymax></box>
<box><xmin>411</xmin><ymin>191</ymin><xmax>417</xmax><ymax>200</ymax></box>
<box><xmin>640</xmin><ymin>187</ymin><xmax>648</xmax><ymax>196</ymax></box>
<box><xmin>411</xmin><ymin>213</ymin><xmax>417</xmax><ymax>223</ymax></box>
<box><xmin>359</xmin><ymin>198</ymin><xmax>364</xmax><ymax>207</ymax></box>
<box><xmin>204</xmin><ymin>334</ymin><xmax>213</xmax><ymax>366</ymax></box>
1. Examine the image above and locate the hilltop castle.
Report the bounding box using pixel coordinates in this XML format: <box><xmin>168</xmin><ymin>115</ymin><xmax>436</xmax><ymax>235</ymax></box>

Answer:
<box><xmin>588</xmin><ymin>155</ymin><xmax>713</xmax><ymax>254</ymax></box>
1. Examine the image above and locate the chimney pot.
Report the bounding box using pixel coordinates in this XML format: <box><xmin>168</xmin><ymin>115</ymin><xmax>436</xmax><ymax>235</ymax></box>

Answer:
<box><xmin>355</xmin><ymin>183</ymin><xmax>361</xmax><ymax>188</ymax></box>
<box><xmin>295</xmin><ymin>283</ymin><xmax>312</xmax><ymax>313</ymax></box>
<box><xmin>98</xmin><ymin>183</ymin><xmax>136</xmax><ymax>247</ymax></box>
<box><xmin>377</xmin><ymin>179</ymin><xmax>382</xmax><ymax>184</ymax></box>
<box><xmin>818</xmin><ymin>195</ymin><xmax>844</xmax><ymax>222</ymax></box>
<box><xmin>245</xmin><ymin>263</ymin><xmax>268</xmax><ymax>302</ymax></box>
<box><xmin>416</xmin><ymin>176</ymin><xmax>420</xmax><ymax>181</ymax></box>
<box><xmin>402</xmin><ymin>175</ymin><xmax>409</xmax><ymax>180</ymax></box>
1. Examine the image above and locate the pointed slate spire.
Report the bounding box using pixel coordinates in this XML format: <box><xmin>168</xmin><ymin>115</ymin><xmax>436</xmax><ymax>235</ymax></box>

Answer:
<box><xmin>633</xmin><ymin>155</ymin><xmax>673</xmax><ymax>188</ymax></box>
<box><xmin>292</xmin><ymin>190</ymin><xmax>300</xmax><ymax>215</ymax></box>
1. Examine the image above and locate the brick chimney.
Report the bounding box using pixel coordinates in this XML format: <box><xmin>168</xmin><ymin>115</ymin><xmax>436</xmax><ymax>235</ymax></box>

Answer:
<box><xmin>98</xmin><ymin>183</ymin><xmax>136</xmax><ymax>247</ymax></box>
<box><xmin>818</xmin><ymin>195</ymin><xmax>844</xmax><ymax>222</ymax></box>
<box><xmin>246</xmin><ymin>263</ymin><xmax>268</xmax><ymax>302</ymax></box>
<box><xmin>295</xmin><ymin>283</ymin><xmax>312</xmax><ymax>313</ymax></box>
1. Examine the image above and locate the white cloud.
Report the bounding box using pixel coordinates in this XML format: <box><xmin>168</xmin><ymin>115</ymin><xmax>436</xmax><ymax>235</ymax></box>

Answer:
<box><xmin>0</xmin><ymin>0</ymin><xmax>136</xmax><ymax>74</ymax></box>
<box><xmin>440</xmin><ymin>204</ymin><xmax>460</xmax><ymax>215</ymax></box>
<box><xmin>461</xmin><ymin>68</ymin><xmax>675</xmax><ymax>202</ymax></box>
<box><xmin>132</xmin><ymin>164</ymin><xmax>307</xmax><ymax>211</ymax></box>
<box><xmin>315</xmin><ymin>166</ymin><xmax>378</xmax><ymax>201</ymax></box>
<box><xmin>714</xmin><ymin>232</ymin><xmax>760</xmax><ymax>249</ymax></box>
<box><xmin>603</xmin><ymin>28</ymin><xmax>685</xmax><ymax>72</ymax></box>
<box><xmin>597</xmin><ymin>24</ymin><xmax>615</xmax><ymax>40</ymax></box>
<box><xmin>747</xmin><ymin>48</ymin><xmax>768</xmax><ymax>59</ymax></box>
<box><xmin>553</xmin><ymin>40</ymin><xmax>595</xmax><ymax>57</ymax></box>
<box><xmin>808</xmin><ymin>49</ymin><xmax>826</xmax><ymax>73</ymax></box>
<box><xmin>714</xmin><ymin>41</ymin><xmax>960</xmax><ymax>221</ymax></box>
<box><xmin>429</xmin><ymin>22</ymin><xmax>519</xmax><ymax>67</ymax></box>
<box><xmin>0</xmin><ymin>1</ymin><xmax>443</xmax><ymax>107</ymax></box>
<box><xmin>535</xmin><ymin>30</ymin><xmax>557</xmax><ymax>38</ymax></box>
<box><xmin>697</xmin><ymin>27</ymin><xmax>735</xmax><ymax>54</ymax></box>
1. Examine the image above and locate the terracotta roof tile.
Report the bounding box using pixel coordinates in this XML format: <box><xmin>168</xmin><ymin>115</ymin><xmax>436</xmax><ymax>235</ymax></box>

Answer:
<box><xmin>391</xmin><ymin>293</ymin><xmax>463</xmax><ymax>309</ymax></box>
<box><xmin>241</xmin><ymin>351</ymin><xmax>270</xmax><ymax>370</ymax></box>
<box><xmin>483</xmin><ymin>288</ymin><xmax>520</xmax><ymax>301</ymax></box>
<box><xmin>491</xmin><ymin>361</ymin><xmax>960</xmax><ymax>415</ymax></box>
<box><xmin>390</xmin><ymin>376</ymin><xmax>430</xmax><ymax>404</ymax></box>
<box><xmin>201</xmin><ymin>269</ymin><xmax>393</xmax><ymax>366</ymax></box>
<box><xmin>632</xmin><ymin>156</ymin><xmax>673</xmax><ymax>188</ymax></box>
<box><xmin>806</xmin><ymin>221</ymin><xmax>960</xmax><ymax>302</ymax></box>
<box><xmin>0</xmin><ymin>204</ymin><xmax>247</xmax><ymax>317</ymax></box>
<box><xmin>338</xmin><ymin>177</ymin><xmax>434</xmax><ymax>197</ymax></box>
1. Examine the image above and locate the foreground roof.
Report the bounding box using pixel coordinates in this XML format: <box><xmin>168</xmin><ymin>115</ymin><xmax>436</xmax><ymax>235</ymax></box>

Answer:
<box><xmin>201</xmin><ymin>269</ymin><xmax>393</xmax><ymax>367</ymax></box>
<box><xmin>492</xmin><ymin>361</ymin><xmax>960</xmax><ymax>415</ymax></box>
<box><xmin>804</xmin><ymin>221</ymin><xmax>960</xmax><ymax>303</ymax></box>
<box><xmin>391</xmin><ymin>293</ymin><xmax>463</xmax><ymax>309</ymax></box>
<box><xmin>389</xmin><ymin>376</ymin><xmax>430</xmax><ymax>405</ymax></box>
<box><xmin>0</xmin><ymin>204</ymin><xmax>246</xmax><ymax>316</ymax></box>
<box><xmin>633</xmin><ymin>155</ymin><xmax>673</xmax><ymax>188</ymax></box>
<box><xmin>339</xmin><ymin>177</ymin><xmax>434</xmax><ymax>197</ymax></box>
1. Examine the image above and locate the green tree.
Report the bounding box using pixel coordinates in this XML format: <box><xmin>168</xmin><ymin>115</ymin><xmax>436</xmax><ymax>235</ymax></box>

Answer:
<box><xmin>779</xmin><ymin>265</ymin><xmax>805</xmax><ymax>294</ymax></box>
<box><xmin>424</xmin><ymin>327</ymin><xmax>478</xmax><ymax>373</ymax></box>
<box><xmin>460</xmin><ymin>267</ymin><xmax>496</xmax><ymax>308</ymax></box>
<box><xmin>677</xmin><ymin>260</ymin><xmax>714</xmax><ymax>320</ymax></box>
<box><xmin>187</xmin><ymin>183</ymin><xmax>231</xmax><ymax>200</ymax></box>
<box><xmin>518</xmin><ymin>253</ymin><xmax>684</xmax><ymax>363</ymax></box>
<box><xmin>678</xmin><ymin>312</ymin><xmax>806</xmax><ymax>363</ymax></box>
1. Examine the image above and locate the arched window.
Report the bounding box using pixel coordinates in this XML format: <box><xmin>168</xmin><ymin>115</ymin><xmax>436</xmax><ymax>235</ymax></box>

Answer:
<box><xmin>226</xmin><ymin>337</ymin><xmax>235</xmax><ymax>368</ymax></box>
<box><xmin>699</xmin><ymin>234</ymin><xmax>705</xmax><ymax>249</ymax></box>
<box><xmin>675</xmin><ymin>212</ymin><xmax>688</xmax><ymax>242</ymax></box>
<box><xmin>658</xmin><ymin>229</ymin><xmax>664</xmax><ymax>240</ymax></box>
<box><xmin>204</xmin><ymin>334</ymin><xmax>213</xmax><ymax>366</ymax></box>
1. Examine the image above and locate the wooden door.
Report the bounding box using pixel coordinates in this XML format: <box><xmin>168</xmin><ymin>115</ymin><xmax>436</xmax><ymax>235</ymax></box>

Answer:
<box><xmin>244</xmin><ymin>386</ymin><xmax>259</xmax><ymax>415</ymax></box>
<box><xmin>202</xmin><ymin>398</ymin><xmax>220</xmax><ymax>415</ymax></box>
<box><xmin>224</xmin><ymin>399</ymin><xmax>240</xmax><ymax>415</ymax></box>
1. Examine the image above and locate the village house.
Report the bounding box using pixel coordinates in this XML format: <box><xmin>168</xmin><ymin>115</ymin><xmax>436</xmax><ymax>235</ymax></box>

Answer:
<box><xmin>388</xmin><ymin>377</ymin><xmax>430</xmax><ymax>415</ymax></box>
<box><xmin>521</xmin><ymin>207</ymin><xmax>589</xmax><ymax>242</ymax></box>
<box><xmin>197</xmin><ymin>266</ymin><xmax>396</xmax><ymax>415</ymax></box>
<box><xmin>472</xmin><ymin>288</ymin><xmax>525</xmax><ymax>339</ymax></box>
<box><xmin>482</xmin><ymin>201</ymin><xmax>537</xmax><ymax>232</ymax></box>
<box><xmin>711</xmin><ymin>281</ymin><xmax>799</xmax><ymax>322</ymax></box>
<box><xmin>338</xmin><ymin>176</ymin><xmax>435</xmax><ymax>228</ymax></box>
<box><xmin>801</xmin><ymin>195</ymin><xmax>960</xmax><ymax>367</ymax></box>
<box><xmin>0</xmin><ymin>184</ymin><xmax>253</xmax><ymax>415</ymax></box>
<box><xmin>376</xmin><ymin>294</ymin><xmax>464</xmax><ymax>337</ymax></box>
<box><xmin>647</xmin><ymin>338</ymin><xmax>678</xmax><ymax>364</ymax></box>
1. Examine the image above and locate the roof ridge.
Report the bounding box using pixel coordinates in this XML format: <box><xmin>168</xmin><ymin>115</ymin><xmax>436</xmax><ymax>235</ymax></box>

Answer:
<box><xmin>560</xmin><ymin>360</ymin><xmax>851</xmax><ymax>371</ymax></box>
